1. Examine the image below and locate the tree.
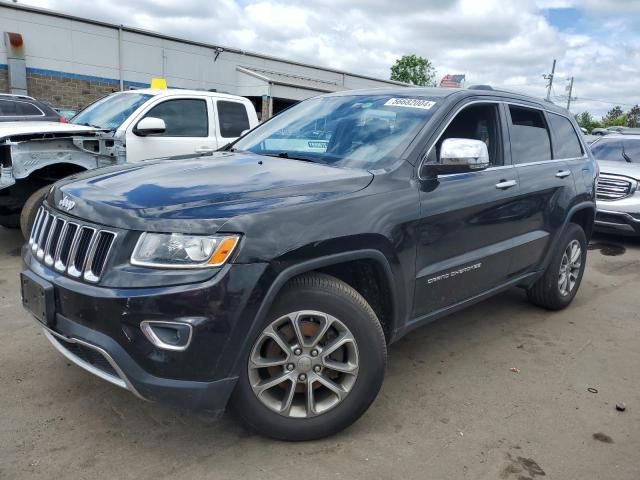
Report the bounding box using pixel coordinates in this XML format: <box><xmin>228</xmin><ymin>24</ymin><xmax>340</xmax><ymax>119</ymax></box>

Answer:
<box><xmin>627</xmin><ymin>105</ymin><xmax>640</xmax><ymax>128</ymax></box>
<box><xmin>390</xmin><ymin>55</ymin><xmax>436</xmax><ymax>86</ymax></box>
<box><xmin>575</xmin><ymin>111</ymin><xmax>602</xmax><ymax>133</ymax></box>
<box><xmin>602</xmin><ymin>105</ymin><xmax>626</xmax><ymax>127</ymax></box>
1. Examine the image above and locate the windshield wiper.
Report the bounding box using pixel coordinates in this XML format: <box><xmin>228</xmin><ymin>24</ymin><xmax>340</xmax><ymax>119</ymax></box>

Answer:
<box><xmin>261</xmin><ymin>152</ymin><xmax>317</xmax><ymax>163</ymax></box>
<box><xmin>74</xmin><ymin>122</ymin><xmax>105</xmax><ymax>129</ymax></box>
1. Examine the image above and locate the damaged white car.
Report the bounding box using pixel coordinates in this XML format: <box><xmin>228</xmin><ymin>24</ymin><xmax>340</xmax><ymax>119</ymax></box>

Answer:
<box><xmin>0</xmin><ymin>89</ymin><xmax>258</xmax><ymax>236</ymax></box>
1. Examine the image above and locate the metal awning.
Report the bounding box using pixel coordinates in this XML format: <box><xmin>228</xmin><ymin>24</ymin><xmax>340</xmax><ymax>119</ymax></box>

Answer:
<box><xmin>236</xmin><ymin>66</ymin><xmax>346</xmax><ymax>100</ymax></box>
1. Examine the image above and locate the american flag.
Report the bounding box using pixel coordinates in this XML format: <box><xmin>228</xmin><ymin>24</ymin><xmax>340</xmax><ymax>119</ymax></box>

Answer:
<box><xmin>439</xmin><ymin>74</ymin><xmax>466</xmax><ymax>88</ymax></box>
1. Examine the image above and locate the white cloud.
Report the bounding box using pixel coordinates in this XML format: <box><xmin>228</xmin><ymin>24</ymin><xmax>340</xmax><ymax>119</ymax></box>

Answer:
<box><xmin>20</xmin><ymin>0</ymin><xmax>640</xmax><ymax>117</ymax></box>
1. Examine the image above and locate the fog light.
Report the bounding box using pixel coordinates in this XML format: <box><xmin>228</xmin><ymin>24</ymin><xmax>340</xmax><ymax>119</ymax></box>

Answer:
<box><xmin>140</xmin><ymin>321</ymin><xmax>193</xmax><ymax>351</ymax></box>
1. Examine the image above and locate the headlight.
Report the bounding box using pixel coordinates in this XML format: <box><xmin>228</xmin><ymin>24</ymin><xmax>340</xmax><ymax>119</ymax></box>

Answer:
<box><xmin>131</xmin><ymin>233</ymin><xmax>240</xmax><ymax>268</ymax></box>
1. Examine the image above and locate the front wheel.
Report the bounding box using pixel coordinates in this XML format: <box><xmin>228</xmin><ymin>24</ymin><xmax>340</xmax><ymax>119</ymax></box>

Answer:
<box><xmin>231</xmin><ymin>273</ymin><xmax>387</xmax><ymax>441</ymax></box>
<box><xmin>20</xmin><ymin>185</ymin><xmax>51</xmax><ymax>239</ymax></box>
<box><xmin>527</xmin><ymin>223</ymin><xmax>587</xmax><ymax>310</ymax></box>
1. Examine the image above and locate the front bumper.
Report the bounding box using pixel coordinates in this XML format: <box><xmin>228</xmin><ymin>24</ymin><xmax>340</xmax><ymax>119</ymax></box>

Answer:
<box><xmin>595</xmin><ymin>209</ymin><xmax>640</xmax><ymax>236</ymax></box>
<box><xmin>23</xmin><ymin>249</ymin><xmax>269</xmax><ymax>412</ymax></box>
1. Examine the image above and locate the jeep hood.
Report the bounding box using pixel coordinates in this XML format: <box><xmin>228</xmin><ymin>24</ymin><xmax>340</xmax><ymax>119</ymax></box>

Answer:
<box><xmin>598</xmin><ymin>160</ymin><xmax>640</xmax><ymax>181</ymax></box>
<box><xmin>51</xmin><ymin>152</ymin><xmax>373</xmax><ymax>233</ymax></box>
<box><xmin>0</xmin><ymin>121</ymin><xmax>101</xmax><ymax>141</ymax></box>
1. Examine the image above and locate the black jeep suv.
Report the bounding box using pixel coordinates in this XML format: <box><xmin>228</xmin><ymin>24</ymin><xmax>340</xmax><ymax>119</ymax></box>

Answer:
<box><xmin>21</xmin><ymin>87</ymin><xmax>597</xmax><ymax>441</ymax></box>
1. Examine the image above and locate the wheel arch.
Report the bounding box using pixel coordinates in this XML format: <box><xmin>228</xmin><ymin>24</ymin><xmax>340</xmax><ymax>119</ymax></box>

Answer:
<box><xmin>536</xmin><ymin>201</ymin><xmax>595</xmax><ymax>279</ymax></box>
<box><xmin>230</xmin><ymin>249</ymin><xmax>400</xmax><ymax>377</ymax></box>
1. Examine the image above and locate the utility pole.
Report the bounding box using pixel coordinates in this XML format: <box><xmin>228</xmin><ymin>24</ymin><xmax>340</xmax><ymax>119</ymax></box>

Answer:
<box><xmin>543</xmin><ymin>59</ymin><xmax>556</xmax><ymax>101</ymax></box>
<box><xmin>566</xmin><ymin>76</ymin><xmax>575</xmax><ymax>110</ymax></box>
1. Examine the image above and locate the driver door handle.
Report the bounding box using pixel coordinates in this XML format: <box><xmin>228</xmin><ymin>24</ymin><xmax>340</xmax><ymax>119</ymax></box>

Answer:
<box><xmin>495</xmin><ymin>179</ymin><xmax>518</xmax><ymax>190</ymax></box>
<box><xmin>555</xmin><ymin>170</ymin><xmax>571</xmax><ymax>178</ymax></box>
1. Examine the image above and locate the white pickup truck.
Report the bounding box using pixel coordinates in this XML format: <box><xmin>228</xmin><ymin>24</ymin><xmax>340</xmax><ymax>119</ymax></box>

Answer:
<box><xmin>0</xmin><ymin>88</ymin><xmax>259</xmax><ymax>236</ymax></box>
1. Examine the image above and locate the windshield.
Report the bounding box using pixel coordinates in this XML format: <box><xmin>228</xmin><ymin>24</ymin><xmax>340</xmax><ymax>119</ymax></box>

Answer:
<box><xmin>591</xmin><ymin>137</ymin><xmax>640</xmax><ymax>163</ymax></box>
<box><xmin>233</xmin><ymin>94</ymin><xmax>439</xmax><ymax>170</ymax></box>
<box><xmin>72</xmin><ymin>92</ymin><xmax>153</xmax><ymax>130</ymax></box>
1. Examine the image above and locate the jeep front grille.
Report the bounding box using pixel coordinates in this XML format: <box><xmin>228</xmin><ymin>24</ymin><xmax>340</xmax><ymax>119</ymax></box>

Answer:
<box><xmin>596</xmin><ymin>175</ymin><xmax>635</xmax><ymax>201</ymax></box>
<box><xmin>29</xmin><ymin>207</ymin><xmax>116</xmax><ymax>283</ymax></box>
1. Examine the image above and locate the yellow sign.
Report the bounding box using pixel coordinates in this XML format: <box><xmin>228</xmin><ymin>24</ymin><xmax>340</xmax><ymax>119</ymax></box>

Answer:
<box><xmin>150</xmin><ymin>78</ymin><xmax>168</xmax><ymax>89</ymax></box>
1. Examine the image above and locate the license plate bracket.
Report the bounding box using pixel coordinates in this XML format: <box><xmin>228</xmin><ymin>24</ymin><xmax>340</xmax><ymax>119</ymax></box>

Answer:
<box><xmin>20</xmin><ymin>271</ymin><xmax>55</xmax><ymax>327</ymax></box>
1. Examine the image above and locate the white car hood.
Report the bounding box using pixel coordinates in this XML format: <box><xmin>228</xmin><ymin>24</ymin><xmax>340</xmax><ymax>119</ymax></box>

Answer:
<box><xmin>598</xmin><ymin>160</ymin><xmax>640</xmax><ymax>181</ymax></box>
<box><xmin>0</xmin><ymin>121</ymin><xmax>100</xmax><ymax>140</ymax></box>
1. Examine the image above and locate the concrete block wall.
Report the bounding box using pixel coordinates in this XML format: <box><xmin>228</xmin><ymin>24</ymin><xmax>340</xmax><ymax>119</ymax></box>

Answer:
<box><xmin>25</xmin><ymin>72</ymin><xmax>117</xmax><ymax>109</ymax></box>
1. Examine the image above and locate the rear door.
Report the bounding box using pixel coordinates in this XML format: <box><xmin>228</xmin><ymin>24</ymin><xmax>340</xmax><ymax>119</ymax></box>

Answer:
<box><xmin>125</xmin><ymin>95</ymin><xmax>216</xmax><ymax>161</ymax></box>
<box><xmin>413</xmin><ymin>101</ymin><xmax>522</xmax><ymax>317</ymax></box>
<box><xmin>505</xmin><ymin>104</ymin><xmax>579</xmax><ymax>276</ymax></box>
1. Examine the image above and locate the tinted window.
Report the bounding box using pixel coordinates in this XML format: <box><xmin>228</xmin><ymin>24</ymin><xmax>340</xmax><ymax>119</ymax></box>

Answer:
<box><xmin>591</xmin><ymin>138</ymin><xmax>640</xmax><ymax>162</ymax></box>
<box><xmin>218</xmin><ymin>101</ymin><xmax>250</xmax><ymax>138</ymax></box>
<box><xmin>548</xmin><ymin>113</ymin><xmax>583</xmax><ymax>158</ymax></box>
<box><xmin>509</xmin><ymin>106</ymin><xmax>552</xmax><ymax>163</ymax></box>
<box><xmin>145</xmin><ymin>99</ymin><xmax>208</xmax><ymax>137</ymax></box>
<box><xmin>0</xmin><ymin>100</ymin><xmax>18</xmax><ymax>116</ymax></box>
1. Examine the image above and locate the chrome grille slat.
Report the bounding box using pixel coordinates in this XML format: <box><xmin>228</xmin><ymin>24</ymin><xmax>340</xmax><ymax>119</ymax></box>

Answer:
<box><xmin>596</xmin><ymin>174</ymin><xmax>635</xmax><ymax>201</ymax></box>
<box><xmin>29</xmin><ymin>207</ymin><xmax>45</xmax><ymax>246</ymax></box>
<box><xmin>36</xmin><ymin>213</ymin><xmax>53</xmax><ymax>259</ymax></box>
<box><xmin>29</xmin><ymin>207</ymin><xmax>116</xmax><ymax>282</ymax></box>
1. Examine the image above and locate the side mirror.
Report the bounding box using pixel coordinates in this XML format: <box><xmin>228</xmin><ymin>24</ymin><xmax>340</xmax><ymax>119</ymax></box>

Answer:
<box><xmin>134</xmin><ymin>117</ymin><xmax>166</xmax><ymax>136</ymax></box>
<box><xmin>422</xmin><ymin>138</ymin><xmax>490</xmax><ymax>177</ymax></box>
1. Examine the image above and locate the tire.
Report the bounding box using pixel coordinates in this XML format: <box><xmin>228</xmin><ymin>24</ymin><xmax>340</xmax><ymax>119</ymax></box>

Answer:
<box><xmin>20</xmin><ymin>185</ymin><xmax>51</xmax><ymax>239</ymax></box>
<box><xmin>231</xmin><ymin>272</ymin><xmax>387</xmax><ymax>441</ymax></box>
<box><xmin>527</xmin><ymin>223</ymin><xmax>587</xmax><ymax>310</ymax></box>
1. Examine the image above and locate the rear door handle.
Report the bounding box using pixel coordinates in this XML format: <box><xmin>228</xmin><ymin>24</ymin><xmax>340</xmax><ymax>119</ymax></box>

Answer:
<box><xmin>195</xmin><ymin>147</ymin><xmax>215</xmax><ymax>154</ymax></box>
<box><xmin>555</xmin><ymin>170</ymin><xmax>571</xmax><ymax>178</ymax></box>
<box><xmin>495</xmin><ymin>179</ymin><xmax>518</xmax><ymax>190</ymax></box>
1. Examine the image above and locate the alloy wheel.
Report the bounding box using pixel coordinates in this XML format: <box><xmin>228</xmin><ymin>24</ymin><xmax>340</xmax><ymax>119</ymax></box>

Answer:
<box><xmin>558</xmin><ymin>239</ymin><xmax>582</xmax><ymax>296</ymax></box>
<box><xmin>248</xmin><ymin>310</ymin><xmax>359</xmax><ymax>418</ymax></box>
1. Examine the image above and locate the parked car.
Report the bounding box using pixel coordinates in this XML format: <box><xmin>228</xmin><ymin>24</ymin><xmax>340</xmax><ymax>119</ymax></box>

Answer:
<box><xmin>20</xmin><ymin>86</ymin><xmax>596</xmax><ymax>441</ymax></box>
<box><xmin>590</xmin><ymin>134</ymin><xmax>640</xmax><ymax>235</ymax></box>
<box><xmin>0</xmin><ymin>88</ymin><xmax>258</xmax><ymax>235</ymax></box>
<box><xmin>0</xmin><ymin>94</ymin><xmax>65</xmax><ymax>122</ymax></box>
<box><xmin>592</xmin><ymin>126</ymin><xmax>627</xmax><ymax>136</ymax></box>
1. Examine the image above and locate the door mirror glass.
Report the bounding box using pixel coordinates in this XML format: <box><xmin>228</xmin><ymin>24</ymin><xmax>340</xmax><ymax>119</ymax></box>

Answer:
<box><xmin>423</xmin><ymin>138</ymin><xmax>490</xmax><ymax>177</ymax></box>
<box><xmin>134</xmin><ymin>117</ymin><xmax>166</xmax><ymax>136</ymax></box>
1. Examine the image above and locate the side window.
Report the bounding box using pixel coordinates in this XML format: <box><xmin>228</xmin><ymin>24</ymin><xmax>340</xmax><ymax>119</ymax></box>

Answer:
<box><xmin>217</xmin><ymin>101</ymin><xmax>250</xmax><ymax>138</ymax></box>
<box><xmin>435</xmin><ymin>103</ymin><xmax>502</xmax><ymax>165</ymax></box>
<box><xmin>144</xmin><ymin>99</ymin><xmax>208</xmax><ymax>137</ymax></box>
<box><xmin>508</xmin><ymin>106</ymin><xmax>552</xmax><ymax>163</ymax></box>
<box><xmin>0</xmin><ymin>100</ymin><xmax>18</xmax><ymax>116</ymax></box>
<box><xmin>16</xmin><ymin>102</ymin><xmax>44</xmax><ymax>116</ymax></box>
<box><xmin>548</xmin><ymin>113</ymin><xmax>583</xmax><ymax>158</ymax></box>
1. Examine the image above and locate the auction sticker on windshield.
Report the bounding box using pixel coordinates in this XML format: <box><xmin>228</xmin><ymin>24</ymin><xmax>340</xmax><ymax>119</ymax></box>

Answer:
<box><xmin>384</xmin><ymin>98</ymin><xmax>436</xmax><ymax>109</ymax></box>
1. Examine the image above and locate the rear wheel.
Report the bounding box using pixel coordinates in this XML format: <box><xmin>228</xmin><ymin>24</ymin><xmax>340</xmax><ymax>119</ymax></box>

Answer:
<box><xmin>231</xmin><ymin>272</ymin><xmax>386</xmax><ymax>441</ymax></box>
<box><xmin>527</xmin><ymin>223</ymin><xmax>587</xmax><ymax>310</ymax></box>
<box><xmin>20</xmin><ymin>185</ymin><xmax>51</xmax><ymax>239</ymax></box>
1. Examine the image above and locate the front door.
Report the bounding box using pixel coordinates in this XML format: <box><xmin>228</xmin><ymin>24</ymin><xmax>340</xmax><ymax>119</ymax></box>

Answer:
<box><xmin>125</xmin><ymin>96</ymin><xmax>217</xmax><ymax>162</ymax></box>
<box><xmin>413</xmin><ymin>101</ymin><xmax>523</xmax><ymax>318</ymax></box>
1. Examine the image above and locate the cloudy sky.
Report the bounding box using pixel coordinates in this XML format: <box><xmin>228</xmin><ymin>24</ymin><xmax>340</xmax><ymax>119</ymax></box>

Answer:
<box><xmin>22</xmin><ymin>0</ymin><xmax>640</xmax><ymax>117</ymax></box>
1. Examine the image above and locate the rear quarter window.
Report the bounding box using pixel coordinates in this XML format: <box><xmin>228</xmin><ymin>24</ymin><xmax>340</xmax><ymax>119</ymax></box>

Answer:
<box><xmin>548</xmin><ymin>113</ymin><xmax>583</xmax><ymax>158</ymax></box>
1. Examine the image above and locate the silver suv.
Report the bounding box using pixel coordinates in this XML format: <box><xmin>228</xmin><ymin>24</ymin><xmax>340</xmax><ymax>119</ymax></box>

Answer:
<box><xmin>591</xmin><ymin>134</ymin><xmax>640</xmax><ymax>235</ymax></box>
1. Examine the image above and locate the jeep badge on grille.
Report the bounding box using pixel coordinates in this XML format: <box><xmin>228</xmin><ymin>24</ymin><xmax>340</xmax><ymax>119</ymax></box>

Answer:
<box><xmin>58</xmin><ymin>195</ymin><xmax>76</xmax><ymax>212</ymax></box>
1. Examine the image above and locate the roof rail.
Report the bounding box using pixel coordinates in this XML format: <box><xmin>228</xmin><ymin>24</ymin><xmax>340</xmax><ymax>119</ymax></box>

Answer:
<box><xmin>467</xmin><ymin>84</ymin><xmax>493</xmax><ymax>91</ymax></box>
